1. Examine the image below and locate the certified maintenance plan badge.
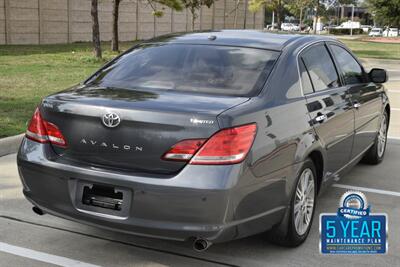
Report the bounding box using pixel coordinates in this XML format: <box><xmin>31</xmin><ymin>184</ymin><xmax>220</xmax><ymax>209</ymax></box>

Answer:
<box><xmin>320</xmin><ymin>191</ymin><xmax>388</xmax><ymax>254</ymax></box>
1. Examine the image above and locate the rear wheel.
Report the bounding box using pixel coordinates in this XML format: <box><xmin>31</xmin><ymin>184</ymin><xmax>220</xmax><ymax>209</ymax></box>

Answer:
<box><xmin>363</xmin><ymin>111</ymin><xmax>388</xmax><ymax>164</ymax></box>
<box><xmin>267</xmin><ymin>159</ymin><xmax>317</xmax><ymax>247</ymax></box>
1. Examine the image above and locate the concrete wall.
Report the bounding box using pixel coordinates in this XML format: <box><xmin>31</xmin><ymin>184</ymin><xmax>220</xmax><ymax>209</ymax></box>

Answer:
<box><xmin>0</xmin><ymin>0</ymin><xmax>264</xmax><ymax>44</ymax></box>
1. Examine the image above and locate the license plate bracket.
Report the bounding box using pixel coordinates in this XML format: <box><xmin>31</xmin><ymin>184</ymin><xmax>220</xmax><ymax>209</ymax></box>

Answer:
<box><xmin>70</xmin><ymin>180</ymin><xmax>132</xmax><ymax>219</ymax></box>
<box><xmin>82</xmin><ymin>185</ymin><xmax>123</xmax><ymax>211</ymax></box>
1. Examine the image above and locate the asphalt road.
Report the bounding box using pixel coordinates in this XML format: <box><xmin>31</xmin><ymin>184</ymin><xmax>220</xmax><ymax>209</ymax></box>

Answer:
<box><xmin>0</xmin><ymin>140</ymin><xmax>400</xmax><ymax>267</ymax></box>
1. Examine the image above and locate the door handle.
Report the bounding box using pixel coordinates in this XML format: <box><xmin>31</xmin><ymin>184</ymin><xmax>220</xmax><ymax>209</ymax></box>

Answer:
<box><xmin>353</xmin><ymin>102</ymin><xmax>361</xmax><ymax>109</ymax></box>
<box><xmin>315</xmin><ymin>114</ymin><xmax>327</xmax><ymax>123</ymax></box>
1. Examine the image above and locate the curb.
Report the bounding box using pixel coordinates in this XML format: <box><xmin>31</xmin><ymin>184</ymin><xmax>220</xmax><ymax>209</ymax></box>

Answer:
<box><xmin>0</xmin><ymin>134</ymin><xmax>24</xmax><ymax>157</ymax></box>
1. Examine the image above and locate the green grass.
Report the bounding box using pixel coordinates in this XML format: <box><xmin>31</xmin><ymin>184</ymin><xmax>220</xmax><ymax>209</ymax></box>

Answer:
<box><xmin>0</xmin><ymin>42</ymin><xmax>135</xmax><ymax>138</ymax></box>
<box><xmin>0</xmin><ymin>39</ymin><xmax>399</xmax><ymax>138</ymax></box>
<box><xmin>339</xmin><ymin>38</ymin><xmax>400</xmax><ymax>60</ymax></box>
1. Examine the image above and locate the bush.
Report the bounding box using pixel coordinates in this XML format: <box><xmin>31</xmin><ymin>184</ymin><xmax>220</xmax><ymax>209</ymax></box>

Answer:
<box><xmin>329</xmin><ymin>28</ymin><xmax>365</xmax><ymax>35</ymax></box>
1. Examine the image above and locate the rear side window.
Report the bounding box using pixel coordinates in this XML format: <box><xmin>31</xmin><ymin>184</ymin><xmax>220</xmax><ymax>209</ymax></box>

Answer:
<box><xmin>299</xmin><ymin>59</ymin><xmax>314</xmax><ymax>94</ymax></box>
<box><xmin>301</xmin><ymin>44</ymin><xmax>340</xmax><ymax>92</ymax></box>
<box><xmin>329</xmin><ymin>45</ymin><xmax>365</xmax><ymax>85</ymax></box>
<box><xmin>86</xmin><ymin>44</ymin><xmax>279</xmax><ymax>96</ymax></box>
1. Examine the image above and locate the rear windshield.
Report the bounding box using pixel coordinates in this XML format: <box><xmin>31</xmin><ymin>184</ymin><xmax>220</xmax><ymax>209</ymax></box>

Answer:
<box><xmin>86</xmin><ymin>44</ymin><xmax>279</xmax><ymax>96</ymax></box>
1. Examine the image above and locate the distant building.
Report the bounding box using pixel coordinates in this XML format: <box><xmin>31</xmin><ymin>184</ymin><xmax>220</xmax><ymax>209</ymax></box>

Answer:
<box><xmin>335</xmin><ymin>6</ymin><xmax>373</xmax><ymax>25</ymax></box>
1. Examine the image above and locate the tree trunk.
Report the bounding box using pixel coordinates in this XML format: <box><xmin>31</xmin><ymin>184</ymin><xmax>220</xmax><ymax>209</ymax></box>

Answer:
<box><xmin>191</xmin><ymin>8</ymin><xmax>195</xmax><ymax>31</ymax></box>
<box><xmin>111</xmin><ymin>0</ymin><xmax>121</xmax><ymax>52</ymax></box>
<box><xmin>313</xmin><ymin>0</ymin><xmax>319</xmax><ymax>34</ymax></box>
<box><xmin>276</xmin><ymin>0</ymin><xmax>282</xmax><ymax>30</ymax></box>
<box><xmin>398</xmin><ymin>20</ymin><xmax>400</xmax><ymax>37</ymax></box>
<box><xmin>243</xmin><ymin>0</ymin><xmax>247</xmax><ymax>29</ymax></box>
<box><xmin>299</xmin><ymin>8</ymin><xmax>303</xmax><ymax>27</ymax></box>
<box><xmin>234</xmin><ymin>0</ymin><xmax>240</xmax><ymax>29</ymax></box>
<box><xmin>91</xmin><ymin>0</ymin><xmax>102</xmax><ymax>59</ymax></box>
<box><xmin>276</xmin><ymin>11</ymin><xmax>281</xmax><ymax>30</ymax></box>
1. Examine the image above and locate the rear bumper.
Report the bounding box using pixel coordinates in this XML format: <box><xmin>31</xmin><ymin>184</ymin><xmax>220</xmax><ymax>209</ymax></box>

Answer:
<box><xmin>17</xmin><ymin>138</ymin><xmax>288</xmax><ymax>243</ymax></box>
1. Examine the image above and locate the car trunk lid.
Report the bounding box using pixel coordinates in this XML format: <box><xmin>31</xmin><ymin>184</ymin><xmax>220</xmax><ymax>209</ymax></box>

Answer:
<box><xmin>41</xmin><ymin>86</ymin><xmax>249</xmax><ymax>175</ymax></box>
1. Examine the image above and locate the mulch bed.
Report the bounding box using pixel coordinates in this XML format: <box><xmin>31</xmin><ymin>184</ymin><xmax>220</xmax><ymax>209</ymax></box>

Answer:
<box><xmin>362</xmin><ymin>37</ymin><xmax>400</xmax><ymax>44</ymax></box>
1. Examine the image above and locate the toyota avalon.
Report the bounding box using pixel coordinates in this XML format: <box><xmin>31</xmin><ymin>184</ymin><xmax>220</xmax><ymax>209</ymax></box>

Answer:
<box><xmin>17</xmin><ymin>30</ymin><xmax>390</xmax><ymax>251</ymax></box>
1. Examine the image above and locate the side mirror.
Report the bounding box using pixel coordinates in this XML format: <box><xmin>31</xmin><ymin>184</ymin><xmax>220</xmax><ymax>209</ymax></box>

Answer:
<box><xmin>369</xmin><ymin>68</ymin><xmax>388</xmax><ymax>83</ymax></box>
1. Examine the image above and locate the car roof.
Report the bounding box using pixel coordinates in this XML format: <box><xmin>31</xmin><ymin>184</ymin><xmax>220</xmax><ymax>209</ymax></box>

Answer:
<box><xmin>145</xmin><ymin>30</ymin><xmax>321</xmax><ymax>51</ymax></box>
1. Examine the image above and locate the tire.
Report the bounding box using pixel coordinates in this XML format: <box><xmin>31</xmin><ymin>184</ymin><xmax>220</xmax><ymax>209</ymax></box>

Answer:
<box><xmin>267</xmin><ymin>158</ymin><xmax>317</xmax><ymax>247</ymax></box>
<box><xmin>362</xmin><ymin>111</ymin><xmax>388</xmax><ymax>165</ymax></box>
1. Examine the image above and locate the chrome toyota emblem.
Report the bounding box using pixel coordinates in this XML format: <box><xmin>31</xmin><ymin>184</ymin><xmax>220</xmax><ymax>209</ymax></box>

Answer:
<box><xmin>102</xmin><ymin>112</ymin><xmax>121</xmax><ymax>128</ymax></box>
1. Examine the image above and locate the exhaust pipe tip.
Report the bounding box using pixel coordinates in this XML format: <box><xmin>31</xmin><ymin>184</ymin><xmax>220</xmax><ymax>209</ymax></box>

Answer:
<box><xmin>32</xmin><ymin>206</ymin><xmax>44</xmax><ymax>216</ymax></box>
<box><xmin>193</xmin><ymin>238</ymin><xmax>211</xmax><ymax>252</ymax></box>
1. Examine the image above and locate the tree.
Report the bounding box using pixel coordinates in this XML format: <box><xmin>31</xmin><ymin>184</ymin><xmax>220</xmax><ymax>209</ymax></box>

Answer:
<box><xmin>249</xmin><ymin>0</ymin><xmax>285</xmax><ymax>30</ymax></box>
<box><xmin>91</xmin><ymin>0</ymin><xmax>102</xmax><ymax>59</ymax></box>
<box><xmin>224</xmin><ymin>0</ymin><xmax>243</xmax><ymax>29</ymax></box>
<box><xmin>234</xmin><ymin>0</ymin><xmax>241</xmax><ymax>29</ymax></box>
<box><xmin>368</xmin><ymin>0</ymin><xmax>400</xmax><ymax>34</ymax></box>
<box><xmin>312</xmin><ymin>0</ymin><xmax>319</xmax><ymax>34</ymax></box>
<box><xmin>111</xmin><ymin>0</ymin><xmax>183</xmax><ymax>52</ymax></box>
<box><xmin>181</xmin><ymin>0</ymin><xmax>214</xmax><ymax>31</ymax></box>
<box><xmin>285</xmin><ymin>0</ymin><xmax>313</xmax><ymax>26</ymax></box>
<box><xmin>111</xmin><ymin>0</ymin><xmax>122</xmax><ymax>52</ymax></box>
<box><xmin>148</xmin><ymin>0</ymin><xmax>184</xmax><ymax>17</ymax></box>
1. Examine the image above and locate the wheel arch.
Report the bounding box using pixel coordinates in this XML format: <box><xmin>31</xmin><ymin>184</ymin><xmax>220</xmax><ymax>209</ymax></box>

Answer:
<box><xmin>307</xmin><ymin>150</ymin><xmax>324</xmax><ymax>194</ymax></box>
<box><xmin>385</xmin><ymin>103</ymin><xmax>391</xmax><ymax>124</ymax></box>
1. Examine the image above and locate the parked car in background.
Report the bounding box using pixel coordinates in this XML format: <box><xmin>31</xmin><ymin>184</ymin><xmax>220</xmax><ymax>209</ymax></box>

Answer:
<box><xmin>336</xmin><ymin>21</ymin><xmax>361</xmax><ymax>29</ymax></box>
<box><xmin>281</xmin><ymin>23</ymin><xmax>292</xmax><ymax>31</ymax></box>
<box><xmin>361</xmin><ymin>25</ymin><xmax>372</xmax><ymax>33</ymax></box>
<box><xmin>291</xmin><ymin>24</ymin><xmax>300</xmax><ymax>31</ymax></box>
<box><xmin>301</xmin><ymin>24</ymin><xmax>311</xmax><ymax>32</ymax></box>
<box><xmin>265</xmin><ymin>23</ymin><xmax>278</xmax><ymax>30</ymax></box>
<box><xmin>325</xmin><ymin>25</ymin><xmax>338</xmax><ymax>30</ymax></box>
<box><xmin>281</xmin><ymin>23</ymin><xmax>299</xmax><ymax>31</ymax></box>
<box><xmin>383</xmin><ymin>28</ymin><xmax>399</xmax><ymax>37</ymax></box>
<box><xmin>369</xmin><ymin>28</ymin><xmax>383</xmax><ymax>37</ymax></box>
<box><xmin>17</xmin><ymin>31</ymin><xmax>390</xmax><ymax>251</ymax></box>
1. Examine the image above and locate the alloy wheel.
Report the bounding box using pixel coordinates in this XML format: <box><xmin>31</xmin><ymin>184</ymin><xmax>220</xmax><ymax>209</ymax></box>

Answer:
<box><xmin>294</xmin><ymin>168</ymin><xmax>315</xmax><ymax>236</ymax></box>
<box><xmin>377</xmin><ymin>114</ymin><xmax>387</xmax><ymax>158</ymax></box>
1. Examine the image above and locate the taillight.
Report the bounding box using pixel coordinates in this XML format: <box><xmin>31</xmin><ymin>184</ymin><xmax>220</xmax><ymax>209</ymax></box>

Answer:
<box><xmin>26</xmin><ymin>108</ymin><xmax>67</xmax><ymax>148</ymax></box>
<box><xmin>191</xmin><ymin>123</ymin><xmax>257</xmax><ymax>165</ymax></box>
<box><xmin>26</xmin><ymin>108</ymin><xmax>47</xmax><ymax>143</ymax></box>
<box><xmin>162</xmin><ymin>139</ymin><xmax>206</xmax><ymax>161</ymax></box>
<box><xmin>162</xmin><ymin>123</ymin><xmax>257</xmax><ymax>165</ymax></box>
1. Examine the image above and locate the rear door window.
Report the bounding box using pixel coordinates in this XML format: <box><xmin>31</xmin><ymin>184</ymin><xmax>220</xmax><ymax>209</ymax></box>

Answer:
<box><xmin>86</xmin><ymin>44</ymin><xmax>279</xmax><ymax>96</ymax></box>
<box><xmin>329</xmin><ymin>45</ymin><xmax>365</xmax><ymax>85</ymax></box>
<box><xmin>299</xmin><ymin>59</ymin><xmax>314</xmax><ymax>94</ymax></box>
<box><xmin>301</xmin><ymin>44</ymin><xmax>340</xmax><ymax>92</ymax></box>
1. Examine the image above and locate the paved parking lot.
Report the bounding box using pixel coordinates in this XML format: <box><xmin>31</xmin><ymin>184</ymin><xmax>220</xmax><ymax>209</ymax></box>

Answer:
<box><xmin>0</xmin><ymin>140</ymin><xmax>399</xmax><ymax>267</ymax></box>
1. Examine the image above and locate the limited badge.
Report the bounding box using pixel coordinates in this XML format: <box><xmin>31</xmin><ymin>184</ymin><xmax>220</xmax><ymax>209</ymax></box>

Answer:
<box><xmin>320</xmin><ymin>191</ymin><xmax>388</xmax><ymax>254</ymax></box>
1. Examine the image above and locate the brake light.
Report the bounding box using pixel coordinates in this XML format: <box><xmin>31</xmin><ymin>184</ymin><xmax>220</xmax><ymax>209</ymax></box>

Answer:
<box><xmin>191</xmin><ymin>123</ymin><xmax>257</xmax><ymax>165</ymax></box>
<box><xmin>162</xmin><ymin>139</ymin><xmax>206</xmax><ymax>161</ymax></box>
<box><xmin>162</xmin><ymin>123</ymin><xmax>257</xmax><ymax>165</ymax></box>
<box><xmin>26</xmin><ymin>108</ymin><xmax>67</xmax><ymax>148</ymax></box>
<box><xmin>26</xmin><ymin>108</ymin><xmax>47</xmax><ymax>143</ymax></box>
